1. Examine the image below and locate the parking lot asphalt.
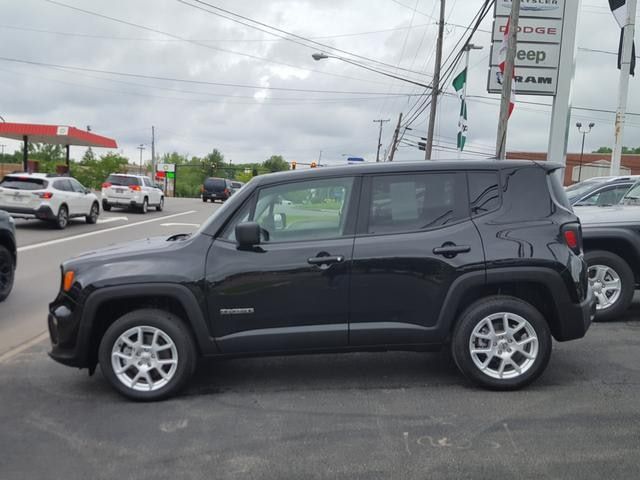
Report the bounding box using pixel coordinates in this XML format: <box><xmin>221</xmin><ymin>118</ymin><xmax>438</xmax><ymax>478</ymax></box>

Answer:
<box><xmin>0</xmin><ymin>304</ymin><xmax>639</xmax><ymax>479</ymax></box>
<box><xmin>0</xmin><ymin>197</ymin><xmax>219</xmax><ymax>356</ymax></box>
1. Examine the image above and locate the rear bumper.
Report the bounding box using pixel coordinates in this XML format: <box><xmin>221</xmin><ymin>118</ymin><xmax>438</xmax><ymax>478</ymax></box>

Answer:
<box><xmin>103</xmin><ymin>197</ymin><xmax>143</xmax><ymax>207</ymax></box>
<box><xmin>203</xmin><ymin>192</ymin><xmax>229</xmax><ymax>201</ymax></box>
<box><xmin>1</xmin><ymin>205</ymin><xmax>56</xmax><ymax>220</ymax></box>
<box><xmin>555</xmin><ymin>285</ymin><xmax>595</xmax><ymax>342</ymax></box>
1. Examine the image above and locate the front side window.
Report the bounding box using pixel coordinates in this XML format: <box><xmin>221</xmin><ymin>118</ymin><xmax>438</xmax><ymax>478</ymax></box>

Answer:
<box><xmin>225</xmin><ymin>177</ymin><xmax>354</xmax><ymax>242</ymax></box>
<box><xmin>578</xmin><ymin>185</ymin><xmax>631</xmax><ymax>206</ymax></box>
<box><xmin>367</xmin><ymin>172</ymin><xmax>466</xmax><ymax>234</ymax></box>
<box><xmin>69</xmin><ymin>179</ymin><xmax>86</xmax><ymax>193</ymax></box>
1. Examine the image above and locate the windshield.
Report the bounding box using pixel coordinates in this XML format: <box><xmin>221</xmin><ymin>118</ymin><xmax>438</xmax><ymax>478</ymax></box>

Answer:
<box><xmin>622</xmin><ymin>182</ymin><xmax>640</xmax><ymax>205</ymax></box>
<box><xmin>565</xmin><ymin>179</ymin><xmax>605</xmax><ymax>202</ymax></box>
<box><xmin>0</xmin><ymin>176</ymin><xmax>48</xmax><ymax>190</ymax></box>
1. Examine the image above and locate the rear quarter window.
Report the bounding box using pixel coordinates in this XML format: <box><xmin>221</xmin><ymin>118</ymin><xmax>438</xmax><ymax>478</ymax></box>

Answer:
<box><xmin>501</xmin><ymin>167</ymin><xmax>553</xmax><ymax>220</ymax></box>
<box><xmin>0</xmin><ymin>177</ymin><xmax>48</xmax><ymax>190</ymax></box>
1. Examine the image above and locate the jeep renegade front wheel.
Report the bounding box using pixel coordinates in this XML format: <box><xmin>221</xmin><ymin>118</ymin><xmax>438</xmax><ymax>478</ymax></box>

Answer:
<box><xmin>98</xmin><ymin>309</ymin><xmax>197</xmax><ymax>401</ymax></box>
<box><xmin>452</xmin><ymin>296</ymin><xmax>552</xmax><ymax>390</ymax></box>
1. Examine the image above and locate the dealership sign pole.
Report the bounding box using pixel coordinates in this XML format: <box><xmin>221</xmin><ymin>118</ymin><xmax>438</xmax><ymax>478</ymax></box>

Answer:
<box><xmin>489</xmin><ymin>0</ymin><xmax>581</xmax><ymax>166</ymax></box>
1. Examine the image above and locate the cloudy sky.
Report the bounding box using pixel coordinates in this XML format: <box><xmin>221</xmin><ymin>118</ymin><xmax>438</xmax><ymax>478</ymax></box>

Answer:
<box><xmin>0</xmin><ymin>0</ymin><xmax>637</xmax><ymax>166</ymax></box>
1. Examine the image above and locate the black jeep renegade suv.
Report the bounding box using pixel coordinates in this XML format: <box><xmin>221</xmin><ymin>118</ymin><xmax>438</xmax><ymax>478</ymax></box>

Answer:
<box><xmin>48</xmin><ymin>160</ymin><xmax>595</xmax><ymax>400</ymax></box>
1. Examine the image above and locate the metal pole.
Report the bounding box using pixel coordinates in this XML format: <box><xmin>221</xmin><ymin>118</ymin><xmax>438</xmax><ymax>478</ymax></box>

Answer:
<box><xmin>610</xmin><ymin>0</ymin><xmax>637</xmax><ymax>175</ymax></box>
<box><xmin>151</xmin><ymin>126</ymin><xmax>156</xmax><ymax>173</ymax></box>
<box><xmin>65</xmin><ymin>145</ymin><xmax>70</xmax><ymax>175</ymax></box>
<box><xmin>137</xmin><ymin>144</ymin><xmax>145</xmax><ymax>175</ymax></box>
<box><xmin>22</xmin><ymin>135</ymin><xmax>28</xmax><ymax>171</ymax></box>
<box><xmin>578</xmin><ymin>132</ymin><xmax>586</xmax><ymax>181</ymax></box>
<box><xmin>547</xmin><ymin>0</ymin><xmax>581</xmax><ymax>168</ymax></box>
<box><xmin>496</xmin><ymin>0</ymin><xmax>521</xmax><ymax>159</ymax></box>
<box><xmin>373</xmin><ymin>119</ymin><xmax>390</xmax><ymax>162</ymax></box>
<box><xmin>389</xmin><ymin>113</ymin><xmax>403</xmax><ymax>162</ymax></box>
<box><xmin>425</xmin><ymin>0</ymin><xmax>446</xmax><ymax>160</ymax></box>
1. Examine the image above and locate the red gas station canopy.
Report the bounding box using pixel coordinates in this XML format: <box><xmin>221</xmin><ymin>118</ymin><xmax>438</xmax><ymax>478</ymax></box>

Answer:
<box><xmin>0</xmin><ymin>122</ymin><xmax>117</xmax><ymax>148</ymax></box>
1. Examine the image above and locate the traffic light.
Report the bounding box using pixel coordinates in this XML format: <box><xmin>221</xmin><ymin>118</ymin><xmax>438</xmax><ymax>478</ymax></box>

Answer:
<box><xmin>291</xmin><ymin>161</ymin><xmax>296</xmax><ymax>170</ymax></box>
<box><xmin>310</xmin><ymin>161</ymin><xmax>317</xmax><ymax>168</ymax></box>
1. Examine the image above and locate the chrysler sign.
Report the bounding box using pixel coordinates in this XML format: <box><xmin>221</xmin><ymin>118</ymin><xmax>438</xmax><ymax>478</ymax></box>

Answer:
<box><xmin>496</xmin><ymin>0</ymin><xmax>565</xmax><ymax>18</ymax></box>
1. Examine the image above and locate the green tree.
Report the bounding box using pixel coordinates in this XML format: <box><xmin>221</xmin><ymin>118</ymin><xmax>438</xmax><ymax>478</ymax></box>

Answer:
<box><xmin>593</xmin><ymin>146</ymin><xmax>640</xmax><ymax>154</ymax></box>
<box><xmin>74</xmin><ymin>152</ymin><xmax>129</xmax><ymax>189</ymax></box>
<box><xmin>262</xmin><ymin>155</ymin><xmax>289</xmax><ymax>173</ymax></box>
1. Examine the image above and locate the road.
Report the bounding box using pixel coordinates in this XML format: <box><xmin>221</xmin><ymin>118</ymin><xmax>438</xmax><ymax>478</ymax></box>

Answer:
<box><xmin>0</xmin><ymin>310</ymin><xmax>639</xmax><ymax>479</ymax></box>
<box><xmin>0</xmin><ymin>197</ymin><xmax>219</xmax><ymax>356</ymax></box>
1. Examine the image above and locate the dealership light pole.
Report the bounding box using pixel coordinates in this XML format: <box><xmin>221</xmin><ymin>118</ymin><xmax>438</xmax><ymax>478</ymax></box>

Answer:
<box><xmin>137</xmin><ymin>144</ymin><xmax>145</xmax><ymax>175</ymax></box>
<box><xmin>576</xmin><ymin>122</ymin><xmax>595</xmax><ymax>182</ymax></box>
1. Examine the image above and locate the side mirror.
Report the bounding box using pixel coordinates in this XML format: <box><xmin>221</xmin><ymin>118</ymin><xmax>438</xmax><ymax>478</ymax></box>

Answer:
<box><xmin>85</xmin><ymin>188</ymin><xmax>91</xmax><ymax>195</ymax></box>
<box><xmin>235</xmin><ymin>222</ymin><xmax>261</xmax><ymax>247</ymax></box>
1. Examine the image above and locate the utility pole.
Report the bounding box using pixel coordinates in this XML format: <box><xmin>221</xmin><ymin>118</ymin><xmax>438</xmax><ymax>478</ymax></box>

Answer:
<box><xmin>137</xmin><ymin>144</ymin><xmax>146</xmax><ymax>175</ymax></box>
<box><xmin>425</xmin><ymin>0</ymin><xmax>446</xmax><ymax>160</ymax></box>
<box><xmin>151</xmin><ymin>126</ymin><xmax>156</xmax><ymax>173</ymax></box>
<box><xmin>0</xmin><ymin>144</ymin><xmax>6</xmax><ymax>157</ymax></box>
<box><xmin>373</xmin><ymin>119</ymin><xmax>390</xmax><ymax>162</ymax></box>
<box><xmin>495</xmin><ymin>0</ymin><xmax>521</xmax><ymax>159</ymax></box>
<box><xmin>611</xmin><ymin>0</ymin><xmax>637</xmax><ymax>175</ymax></box>
<box><xmin>318</xmin><ymin>149</ymin><xmax>323</xmax><ymax>166</ymax></box>
<box><xmin>389</xmin><ymin>113</ymin><xmax>403</xmax><ymax>162</ymax></box>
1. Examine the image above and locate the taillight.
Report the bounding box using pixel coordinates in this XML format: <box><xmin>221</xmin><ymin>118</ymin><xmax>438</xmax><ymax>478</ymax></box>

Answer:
<box><xmin>102</xmin><ymin>182</ymin><xmax>112</xmax><ymax>188</ymax></box>
<box><xmin>562</xmin><ymin>223</ymin><xmax>582</xmax><ymax>254</ymax></box>
<box><xmin>129</xmin><ymin>185</ymin><xmax>142</xmax><ymax>191</ymax></box>
<box><xmin>34</xmin><ymin>191</ymin><xmax>53</xmax><ymax>199</ymax></box>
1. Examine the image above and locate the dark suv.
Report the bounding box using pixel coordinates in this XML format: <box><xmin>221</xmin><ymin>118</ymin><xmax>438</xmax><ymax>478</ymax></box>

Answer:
<box><xmin>202</xmin><ymin>177</ymin><xmax>232</xmax><ymax>203</ymax></box>
<box><xmin>48</xmin><ymin>161</ymin><xmax>594</xmax><ymax>400</ymax></box>
<box><xmin>0</xmin><ymin>210</ymin><xmax>17</xmax><ymax>302</ymax></box>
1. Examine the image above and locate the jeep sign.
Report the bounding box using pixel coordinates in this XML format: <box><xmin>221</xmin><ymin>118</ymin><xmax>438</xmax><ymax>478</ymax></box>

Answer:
<box><xmin>490</xmin><ymin>42</ymin><xmax>560</xmax><ymax>68</ymax></box>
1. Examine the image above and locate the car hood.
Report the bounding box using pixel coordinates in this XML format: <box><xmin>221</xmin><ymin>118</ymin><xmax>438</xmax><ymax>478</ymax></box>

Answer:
<box><xmin>574</xmin><ymin>205</ymin><xmax>640</xmax><ymax>226</ymax></box>
<box><xmin>67</xmin><ymin>235</ymin><xmax>187</xmax><ymax>264</ymax></box>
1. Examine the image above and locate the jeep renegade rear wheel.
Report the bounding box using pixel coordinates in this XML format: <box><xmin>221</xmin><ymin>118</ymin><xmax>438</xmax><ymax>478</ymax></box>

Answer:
<box><xmin>584</xmin><ymin>250</ymin><xmax>634</xmax><ymax>322</ymax></box>
<box><xmin>452</xmin><ymin>296</ymin><xmax>552</xmax><ymax>390</ymax></box>
<box><xmin>98</xmin><ymin>309</ymin><xmax>197</xmax><ymax>401</ymax></box>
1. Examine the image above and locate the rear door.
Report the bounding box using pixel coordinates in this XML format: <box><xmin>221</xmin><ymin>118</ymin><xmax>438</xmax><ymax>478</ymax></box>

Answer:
<box><xmin>205</xmin><ymin>176</ymin><xmax>359</xmax><ymax>353</ymax></box>
<box><xmin>143</xmin><ymin>177</ymin><xmax>160</xmax><ymax>204</ymax></box>
<box><xmin>349</xmin><ymin>171</ymin><xmax>484</xmax><ymax>346</ymax></box>
<box><xmin>69</xmin><ymin>178</ymin><xmax>92</xmax><ymax>214</ymax></box>
<box><xmin>52</xmin><ymin>179</ymin><xmax>76</xmax><ymax>214</ymax></box>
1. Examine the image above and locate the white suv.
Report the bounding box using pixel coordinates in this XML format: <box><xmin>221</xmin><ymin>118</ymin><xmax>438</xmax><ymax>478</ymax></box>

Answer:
<box><xmin>101</xmin><ymin>174</ymin><xmax>164</xmax><ymax>214</ymax></box>
<box><xmin>0</xmin><ymin>173</ymin><xmax>100</xmax><ymax>229</ymax></box>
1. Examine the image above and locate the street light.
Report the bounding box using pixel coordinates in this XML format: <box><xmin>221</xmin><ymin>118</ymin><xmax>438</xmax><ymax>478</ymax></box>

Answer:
<box><xmin>576</xmin><ymin>122</ymin><xmax>595</xmax><ymax>182</ymax></box>
<box><xmin>312</xmin><ymin>52</ymin><xmax>431</xmax><ymax>89</ymax></box>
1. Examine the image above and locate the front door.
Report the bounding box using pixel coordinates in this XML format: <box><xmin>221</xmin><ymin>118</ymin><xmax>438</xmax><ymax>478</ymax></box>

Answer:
<box><xmin>205</xmin><ymin>176</ymin><xmax>360</xmax><ymax>353</ymax></box>
<box><xmin>349</xmin><ymin>171</ymin><xmax>485</xmax><ymax>346</ymax></box>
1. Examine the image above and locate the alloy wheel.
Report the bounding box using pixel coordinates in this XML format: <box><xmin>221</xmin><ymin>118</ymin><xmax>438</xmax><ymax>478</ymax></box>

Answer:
<box><xmin>111</xmin><ymin>326</ymin><xmax>179</xmax><ymax>392</ymax></box>
<box><xmin>588</xmin><ymin>264</ymin><xmax>622</xmax><ymax>311</ymax></box>
<box><xmin>468</xmin><ymin>312</ymin><xmax>539</xmax><ymax>380</ymax></box>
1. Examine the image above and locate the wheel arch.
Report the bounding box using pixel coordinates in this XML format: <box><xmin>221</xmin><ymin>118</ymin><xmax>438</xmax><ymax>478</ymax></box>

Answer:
<box><xmin>80</xmin><ymin>283</ymin><xmax>217</xmax><ymax>370</ymax></box>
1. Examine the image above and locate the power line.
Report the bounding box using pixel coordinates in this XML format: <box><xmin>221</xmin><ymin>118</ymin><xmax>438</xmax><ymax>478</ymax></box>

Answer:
<box><xmin>176</xmin><ymin>0</ymin><xmax>434</xmax><ymax>78</ymax></box>
<box><xmin>43</xmin><ymin>0</ymin><xmax>391</xmax><ymax>86</ymax></box>
<box><xmin>0</xmin><ymin>55</ymin><xmax>423</xmax><ymax>96</ymax></box>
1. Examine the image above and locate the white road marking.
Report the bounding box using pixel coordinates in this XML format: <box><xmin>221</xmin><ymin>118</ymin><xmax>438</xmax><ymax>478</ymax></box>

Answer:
<box><xmin>97</xmin><ymin>216</ymin><xmax>128</xmax><ymax>224</ymax></box>
<box><xmin>161</xmin><ymin>222</ymin><xmax>200</xmax><ymax>227</ymax></box>
<box><xmin>0</xmin><ymin>331</ymin><xmax>48</xmax><ymax>363</ymax></box>
<box><xmin>17</xmin><ymin>210</ymin><xmax>197</xmax><ymax>252</ymax></box>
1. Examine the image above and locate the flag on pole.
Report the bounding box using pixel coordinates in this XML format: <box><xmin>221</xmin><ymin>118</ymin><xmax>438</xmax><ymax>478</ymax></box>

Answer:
<box><xmin>452</xmin><ymin>68</ymin><xmax>468</xmax><ymax>151</ymax></box>
<box><xmin>609</xmin><ymin>0</ymin><xmax>636</xmax><ymax>75</ymax></box>
<box><xmin>497</xmin><ymin>18</ymin><xmax>516</xmax><ymax>116</ymax></box>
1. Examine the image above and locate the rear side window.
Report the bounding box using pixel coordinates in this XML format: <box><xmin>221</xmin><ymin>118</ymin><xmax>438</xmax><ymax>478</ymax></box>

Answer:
<box><xmin>107</xmin><ymin>175</ymin><xmax>140</xmax><ymax>186</ymax></box>
<box><xmin>54</xmin><ymin>179</ymin><xmax>73</xmax><ymax>192</ymax></box>
<box><xmin>468</xmin><ymin>171</ymin><xmax>501</xmax><ymax>216</ymax></box>
<box><xmin>367</xmin><ymin>172</ymin><xmax>467</xmax><ymax>234</ymax></box>
<box><xmin>0</xmin><ymin>176</ymin><xmax>48</xmax><ymax>190</ymax></box>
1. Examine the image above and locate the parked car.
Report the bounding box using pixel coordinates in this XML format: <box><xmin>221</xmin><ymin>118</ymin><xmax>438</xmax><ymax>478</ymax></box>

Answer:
<box><xmin>0</xmin><ymin>173</ymin><xmax>100</xmax><ymax>229</ymax></box>
<box><xmin>202</xmin><ymin>177</ymin><xmax>233</xmax><ymax>203</ymax></box>
<box><xmin>566</xmin><ymin>175</ymin><xmax>638</xmax><ymax>206</ymax></box>
<box><xmin>0</xmin><ymin>210</ymin><xmax>16</xmax><ymax>302</ymax></box>
<box><xmin>230</xmin><ymin>181</ymin><xmax>244</xmax><ymax>194</ymax></box>
<box><xmin>576</xmin><ymin>180</ymin><xmax>640</xmax><ymax>320</ymax></box>
<box><xmin>101</xmin><ymin>174</ymin><xmax>164</xmax><ymax>214</ymax></box>
<box><xmin>48</xmin><ymin>160</ymin><xmax>594</xmax><ymax>400</ymax></box>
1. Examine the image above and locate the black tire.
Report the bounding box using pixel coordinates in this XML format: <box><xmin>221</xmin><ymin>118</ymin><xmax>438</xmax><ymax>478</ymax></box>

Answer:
<box><xmin>156</xmin><ymin>197</ymin><xmax>164</xmax><ymax>212</ymax></box>
<box><xmin>139</xmin><ymin>198</ymin><xmax>148</xmax><ymax>214</ymax></box>
<box><xmin>86</xmin><ymin>202</ymin><xmax>99</xmax><ymax>224</ymax></box>
<box><xmin>98</xmin><ymin>309</ymin><xmax>197</xmax><ymax>401</ymax></box>
<box><xmin>0</xmin><ymin>245</ymin><xmax>15</xmax><ymax>302</ymax></box>
<box><xmin>102</xmin><ymin>201</ymin><xmax>112</xmax><ymax>212</ymax></box>
<box><xmin>55</xmin><ymin>205</ymin><xmax>69</xmax><ymax>229</ymax></box>
<box><xmin>202</xmin><ymin>196</ymin><xmax>207</xmax><ymax>203</ymax></box>
<box><xmin>584</xmin><ymin>250</ymin><xmax>634</xmax><ymax>322</ymax></box>
<box><xmin>451</xmin><ymin>295</ymin><xmax>552</xmax><ymax>391</ymax></box>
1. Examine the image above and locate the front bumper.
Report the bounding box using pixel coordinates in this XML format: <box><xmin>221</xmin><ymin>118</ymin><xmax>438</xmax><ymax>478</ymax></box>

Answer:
<box><xmin>48</xmin><ymin>294</ymin><xmax>90</xmax><ymax>368</ymax></box>
<box><xmin>1</xmin><ymin>205</ymin><xmax>56</xmax><ymax>221</ymax></box>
